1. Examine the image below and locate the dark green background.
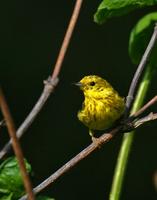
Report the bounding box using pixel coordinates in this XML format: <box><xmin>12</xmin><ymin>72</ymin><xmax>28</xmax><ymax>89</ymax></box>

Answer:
<box><xmin>0</xmin><ymin>1</ymin><xmax>157</xmax><ymax>199</ymax></box>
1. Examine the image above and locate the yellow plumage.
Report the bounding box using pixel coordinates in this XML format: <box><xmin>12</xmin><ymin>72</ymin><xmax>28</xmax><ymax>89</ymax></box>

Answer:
<box><xmin>76</xmin><ymin>75</ymin><xmax>125</xmax><ymax>137</ymax></box>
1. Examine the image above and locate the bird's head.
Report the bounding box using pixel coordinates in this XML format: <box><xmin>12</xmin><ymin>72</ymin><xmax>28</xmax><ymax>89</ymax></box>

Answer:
<box><xmin>75</xmin><ymin>75</ymin><xmax>111</xmax><ymax>98</ymax></box>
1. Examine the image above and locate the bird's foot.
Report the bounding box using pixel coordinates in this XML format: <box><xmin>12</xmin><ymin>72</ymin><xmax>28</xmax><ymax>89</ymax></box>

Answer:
<box><xmin>91</xmin><ymin>136</ymin><xmax>98</xmax><ymax>142</ymax></box>
<box><xmin>89</xmin><ymin>130</ymin><xmax>101</xmax><ymax>147</ymax></box>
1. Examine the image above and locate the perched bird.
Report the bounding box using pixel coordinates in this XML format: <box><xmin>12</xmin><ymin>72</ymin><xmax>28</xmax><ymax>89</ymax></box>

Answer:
<box><xmin>75</xmin><ymin>75</ymin><xmax>125</xmax><ymax>140</ymax></box>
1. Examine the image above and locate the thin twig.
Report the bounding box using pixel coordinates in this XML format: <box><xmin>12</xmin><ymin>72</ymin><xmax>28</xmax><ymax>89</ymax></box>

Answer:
<box><xmin>131</xmin><ymin>95</ymin><xmax>157</xmax><ymax>118</ymax></box>
<box><xmin>19</xmin><ymin>95</ymin><xmax>157</xmax><ymax>200</ymax></box>
<box><xmin>134</xmin><ymin>112</ymin><xmax>157</xmax><ymax>128</ymax></box>
<box><xmin>124</xmin><ymin>95</ymin><xmax>157</xmax><ymax>123</ymax></box>
<box><xmin>125</xmin><ymin>24</ymin><xmax>157</xmax><ymax>116</ymax></box>
<box><xmin>0</xmin><ymin>0</ymin><xmax>83</xmax><ymax>159</ymax></box>
<box><xmin>51</xmin><ymin>0</ymin><xmax>83</xmax><ymax>79</ymax></box>
<box><xmin>0</xmin><ymin>88</ymin><xmax>35</xmax><ymax>200</ymax></box>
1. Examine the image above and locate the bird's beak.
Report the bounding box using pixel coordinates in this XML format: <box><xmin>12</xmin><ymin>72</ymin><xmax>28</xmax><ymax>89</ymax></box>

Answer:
<box><xmin>73</xmin><ymin>82</ymin><xmax>82</xmax><ymax>87</ymax></box>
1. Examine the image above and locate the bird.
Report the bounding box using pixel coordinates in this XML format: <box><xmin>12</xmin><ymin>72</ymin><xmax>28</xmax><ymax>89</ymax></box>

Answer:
<box><xmin>75</xmin><ymin>75</ymin><xmax>125</xmax><ymax>140</ymax></box>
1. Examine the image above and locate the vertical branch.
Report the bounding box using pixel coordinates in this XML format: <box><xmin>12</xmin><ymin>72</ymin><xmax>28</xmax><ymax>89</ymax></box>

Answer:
<box><xmin>0</xmin><ymin>88</ymin><xmax>35</xmax><ymax>200</ymax></box>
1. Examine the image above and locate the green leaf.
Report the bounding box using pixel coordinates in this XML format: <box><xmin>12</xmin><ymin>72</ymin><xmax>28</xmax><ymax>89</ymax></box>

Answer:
<box><xmin>37</xmin><ymin>195</ymin><xmax>55</xmax><ymax>200</ymax></box>
<box><xmin>0</xmin><ymin>193</ymin><xmax>13</xmax><ymax>200</ymax></box>
<box><xmin>129</xmin><ymin>12</ymin><xmax>157</xmax><ymax>65</ymax></box>
<box><xmin>0</xmin><ymin>157</ymin><xmax>31</xmax><ymax>199</ymax></box>
<box><xmin>94</xmin><ymin>0</ymin><xmax>157</xmax><ymax>24</ymax></box>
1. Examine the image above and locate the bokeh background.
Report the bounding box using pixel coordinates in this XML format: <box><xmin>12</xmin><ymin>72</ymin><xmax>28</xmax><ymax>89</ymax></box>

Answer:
<box><xmin>0</xmin><ymin>1</ymin><xmax>157</xmax><ymax>199</ymax></box>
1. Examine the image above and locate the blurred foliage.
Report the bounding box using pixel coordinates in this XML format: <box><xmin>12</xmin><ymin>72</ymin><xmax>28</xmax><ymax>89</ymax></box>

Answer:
<box><xmin>129</xmin><ymin>12</ymin><xmax>157</xmax><ymax>65</ymax></box>
<box><xmin>94</xmin><ymin>0</ymin><xmax>157</xmax><ymax>24</ymax></box>
<box><xmin>0</xmin><ymin>157</ymin><xmax>54</xmax><ymax>200</ymax></box>
<box><xmin>0</xmin><ymin>157</ymin><xmax>31</xmax><ymax>199</ymax></box>
<box><xmin>0</xmin><ymin>193</ymin><xmax>13</xmax><ymax>200</ymax></box>
<box><xmin>36</xmin><ymin>196</ymin><xmax>55</xmax><ymax>200</ymax></box>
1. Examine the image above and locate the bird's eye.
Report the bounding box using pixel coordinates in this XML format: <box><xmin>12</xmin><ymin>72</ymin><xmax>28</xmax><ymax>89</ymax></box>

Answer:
<box><xmin>89</xmin><ymin>81</ymin><xmax>95</xmax><ymax>86</ymax></box>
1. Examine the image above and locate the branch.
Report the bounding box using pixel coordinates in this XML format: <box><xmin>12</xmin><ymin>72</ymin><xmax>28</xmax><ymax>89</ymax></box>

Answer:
<box><xmin>125</xmin><ymin>24</ymin><xmax>157</xmax><ymax>116</ymax></box>
<box><xmin>0</xmin><ymin>88</ymin><xmax>35</xmax><ymax>200</ymax></box>
<box><xmin>19</xmin><ymin>96</ymin><xmax>157</xmax><ymax>200</ymax></box>
<box><xmin>134</xmin><ymin>112</ymin><xmax>157</xmax><ymax>128</ymax></box>
<box><xmin>0</xmin><ymin>0</ymin><xmax>83</xmax><ymax>159</ymax></box>
<box><xmin>131</xmin><ymin>95</ymin><xmax>157</xmax><ymax>119</ymax></box>
<box><xmin>51</xmin><ymin>0</ymin><xmax>83</xmax><ymax>79</ymax></box>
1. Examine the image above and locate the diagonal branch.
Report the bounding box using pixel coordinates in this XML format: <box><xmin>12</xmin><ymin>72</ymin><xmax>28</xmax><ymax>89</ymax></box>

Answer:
<box><xmin>32</xmin><ymin>128</ymin><xmax>120</xmax><ymax>195</ymax></box>
<box><xmin>0</xmin><ymin>0</ymin><xmax>83</xmax><ymax>160</ymax></box>
<box><xmin>0</xmin><ymin>88</ymin><xmax>35</xmax><ymax>200</ymax></box>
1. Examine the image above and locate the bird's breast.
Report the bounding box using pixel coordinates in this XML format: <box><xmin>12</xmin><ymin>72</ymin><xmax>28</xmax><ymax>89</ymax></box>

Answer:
<box><xmin>78</xmin><ymin>96</ymin><xmax>124</xmax><ymax>130</ymax></box>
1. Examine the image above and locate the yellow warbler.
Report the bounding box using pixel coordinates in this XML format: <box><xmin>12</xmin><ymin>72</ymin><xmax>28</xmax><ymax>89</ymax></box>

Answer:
<box><xmin>76</xmin><ymin>75</ymin><xmax>125</xmax><ymax>139</ymax></box>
